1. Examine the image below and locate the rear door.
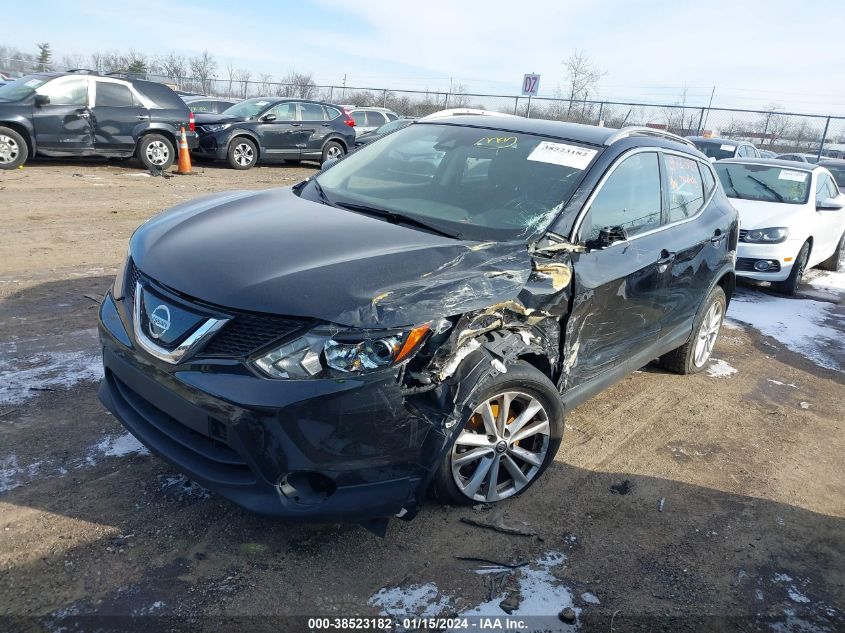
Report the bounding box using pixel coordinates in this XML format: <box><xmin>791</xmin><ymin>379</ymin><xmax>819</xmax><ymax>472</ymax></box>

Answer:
<box><xmin>565</xmin><ymin>150</ymin><xmax>669</xmax><ymax>388</ymax></box>
<box><xmin>257</xmin><ymin>101</ymin><xmax>299</xmax><ymax>160</ymax></box>
<box><xmin>92</xmin><ymin>79</ymin><xmax>149</xmax><ymax>153</ymax></box>
<box><xmin>657</xmin><ymin>152</ymin><xmax>725</xmax><ymax>342</ymax></box>
<box><xmin>32</xmin><ymin>76</ymin><xmax>93</xmax><ymax>153</ymax></box>
<box><xmin>296</xmin><ymin>102</ymin><xmax>328</xmax><ymax>157</ymax></box>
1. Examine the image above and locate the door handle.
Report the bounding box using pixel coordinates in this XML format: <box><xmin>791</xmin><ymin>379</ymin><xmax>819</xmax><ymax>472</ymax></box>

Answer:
<box><xmin>78</xmin><ymin>110</ymin><xmax>90</xmax><ymax>119</ymax></box>
<box><xmin>710</xmin><ymin>229</ymin><xmax>725</xmax><ymax>245</ymax></box>
<box><xmin>291</xmin><ymin>123</ymin><xmax>302</xmax><ymax>127</ymax></box>
<box><xmin>136</xmin><ymin>114</ymin><xmax>149</xmax><ymax>120</ymax></box>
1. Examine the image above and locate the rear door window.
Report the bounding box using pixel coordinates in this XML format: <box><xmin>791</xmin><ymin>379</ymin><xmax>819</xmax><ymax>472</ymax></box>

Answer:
<box><xmin>299</xmin><ymin>102</ymin><xmax>327</xmax><ymax>121</ymax></box>
<box><xmin>665</xmin><ymin>154</ymin><xmax>706</xmax><ymax>222</ymax></box>
<box><xmin>95</xmin><ymin>81</ymin><xmax>135</xmax><ymax>107</ymax></box>
<box><xmin>324</xmin><ymin>106</ymin><xmax>341</xmax><ymax>120</ymax></box>
<box><xmin>582</xmin><ymin>152</ymin><xmax>662</xmax><ymax>241</ymax></box>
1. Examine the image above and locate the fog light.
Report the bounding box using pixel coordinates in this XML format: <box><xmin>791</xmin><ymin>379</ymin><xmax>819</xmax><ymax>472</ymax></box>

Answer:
<box><xmin>754</xmin><ymin>260</ymin><xmax>771</xmax><ymax>271</ymax></box>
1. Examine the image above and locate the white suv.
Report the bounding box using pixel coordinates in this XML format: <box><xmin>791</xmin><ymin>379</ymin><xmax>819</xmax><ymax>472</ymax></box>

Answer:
<box><xmin>714</xmin><ymin>158</ymin><xmax>845</xmax><ymax>294</ymax></box>
<box><xmin>346</xmin><ymin>107</ymin><xmax>399</xmax><ymax>135</ymax></box>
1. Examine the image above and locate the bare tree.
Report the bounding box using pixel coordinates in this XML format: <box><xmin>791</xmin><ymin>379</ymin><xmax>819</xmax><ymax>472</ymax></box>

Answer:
<box><xmin>226</xmin><ymin>61</ymin><xmax>236</xmax><ymax>98</ymax></box>
<box><xmin>236</xmin><ymin>69</ymin><xmax>252</xmax><ymax>99</ymax></box>
<box><xmin>161</xmin><ymin>52</ymin><xmax>187</xmax><ymax>88</ymax></box>
<box><xmin>449</xmin><ymin>82</ymin><xmax>471</xmax><ymax>108</ymax></box>
<box><xmin>278</xmin><ymin>70</ymin><xmax>317</xmax><ymax>99</ymax></box>
<box><xmin>562</xmin><ymin>50</ymin><xmax>604</xmax><ymax>120</ymax></box>
<box><xmin>189</xmin><ymin>50</ymin><xmax>217</xmax><ymax>94</ymax></box>
<box><xmin>757</xmin><ymin>103</ymin><xmax>791</xmax><ymax>147</ymax></box>
<box><xmin>258</xmin><ymin>73</ymin><xmax>273</xmax><ymax>96</ymax></box>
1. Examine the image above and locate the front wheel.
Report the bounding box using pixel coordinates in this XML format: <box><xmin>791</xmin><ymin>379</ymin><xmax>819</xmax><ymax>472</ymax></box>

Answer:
<box><xmin>137</xmin><ymin>134</ymin><xmax>175</xmax><ymax>171</ymax></box>
<box><xmin>773</xmin><ymin>241</ymin><xmax>810</xmax><ymax>295</ymax></box>
<box><xmin>0</xmin><ymin>126</ymin><xmax>29</xmax><ymax>169</ymax></box>
<box><xmin>321</xmin><ymin>140</ymin><xmax>345</xmax><ymax>165</ymax></box>
<box><xmin>431</xmin><ymin>361</ymin><xmax>564</xmax><ymax>506</ymax></box>
<box><xmin>658</xmin><ymin>285</ymin><xmax>726</xmax><ymax>374</ymax></box>
<box><xmin>227</xmin><ymin>137</ymin><xmax>257</xmax><ymax>170</ymax></box>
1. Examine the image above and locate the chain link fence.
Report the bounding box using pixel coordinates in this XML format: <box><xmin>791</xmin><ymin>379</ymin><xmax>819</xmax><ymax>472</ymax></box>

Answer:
<box><xmin>187</xmin><ymin>76</ymin><xmax>845</xmax><ymax>156</ymax></box>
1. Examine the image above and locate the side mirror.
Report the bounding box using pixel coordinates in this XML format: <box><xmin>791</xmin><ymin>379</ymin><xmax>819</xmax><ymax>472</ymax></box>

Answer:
<box><xmin>34</xmin><ymin>94</ymin><xmax>50</xmax><ymax>106</ymax></box>
<box><xmin>817</xmin><ymin>196</ymin><xmax>845</xmax><ymax>211</ymax></box>
<box><xmin>597</xmin><ymin>225</ymin><xmax>628</xmax><ymax>247</ymax></box>
<box><xmin>261</xmin><ymin>113</ymin><xmax>277</xmax><ymax>122</ymax></box>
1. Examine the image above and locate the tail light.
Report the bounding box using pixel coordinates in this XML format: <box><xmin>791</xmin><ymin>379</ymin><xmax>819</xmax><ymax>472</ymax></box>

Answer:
<box><xmin>342</xmin><ymin>109</ymin><xmax>355</xmax><ymax>128</ymax></box>
<box><xmin>189</xmin><ymin>112</ymin><xmax>195</xmax><ymax>133</ymax></box>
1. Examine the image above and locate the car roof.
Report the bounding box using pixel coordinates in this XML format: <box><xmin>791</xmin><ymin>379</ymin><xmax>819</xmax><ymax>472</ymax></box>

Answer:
<box><xmin>183</xmin><ymin>95</ymin><xmax>234</xmax><ymax>102</ymax></box>
<box><xmin>718</xmin><ymin>157</ymin><xmax>818</xmax><ymax>170</ymax></box>
<box><xmin>687</xmin><ymin>136</ymin><xmax>746</xmax><ymax>145</ymax></box>
<box><xmin>417</xmin><ymin>116</ymin><xmax>695</xmax><ymax>149</ymax></box>
<box><xmin>818</xmin><ymin>158</ymin><xmax>845</xmax><ymax>166</ymax></box>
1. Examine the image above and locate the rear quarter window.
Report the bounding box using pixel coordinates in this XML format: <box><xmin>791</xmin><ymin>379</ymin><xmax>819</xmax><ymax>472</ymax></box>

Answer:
<box><xmin>665</xmin><ymin>154</ymin><xmax>705</xmax><ymax>222</ymax></box>
<box><xmin>132</xmin><ymin>80</ymin><xmax>186</xmax><ymax>110</ymax></box>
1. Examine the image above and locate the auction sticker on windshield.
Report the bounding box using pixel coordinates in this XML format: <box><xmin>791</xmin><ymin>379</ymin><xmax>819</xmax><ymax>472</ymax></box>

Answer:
<box><xmin>720</xmin><ymin>144</ymin><xmax>734</xmax><ymax>151</ymax></box>
<box><xmin>778</xmin><ymin>169</ymin><xmax>808</xmax><ymax>182</ymax></box>
<box><xmin>527</xmin><ymin>141</ymin><xmax>597</xmax><ymax>169</ymax></box>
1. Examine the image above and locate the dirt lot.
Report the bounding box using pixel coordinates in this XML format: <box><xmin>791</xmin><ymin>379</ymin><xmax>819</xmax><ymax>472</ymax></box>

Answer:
<box><xmin>1</xmin><ymin>159</ymin><xmax>844</xmax><ymax>633</ymax></box>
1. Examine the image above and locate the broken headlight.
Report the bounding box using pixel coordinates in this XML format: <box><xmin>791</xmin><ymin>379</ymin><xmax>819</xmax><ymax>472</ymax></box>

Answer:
<box><xmin>253</xmin><ymin>324</ymin><xmax>431</xmax><ymax>379</ymax></box>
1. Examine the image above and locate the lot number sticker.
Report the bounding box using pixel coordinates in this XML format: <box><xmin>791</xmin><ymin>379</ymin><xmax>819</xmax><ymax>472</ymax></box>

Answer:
<box><xmin>720</xmin><ymin>144</ymin><xmax>735</xmax><ymax>151</ymax></box>
<box><xmin>527</xmin><ymin>142</ymin><xmax>597</xmax><ymax>170</ymax></box>
<box><xmin>778</xmin><ymin>169</ymin><xmax>808</xmax><ymax>182</ymax></box>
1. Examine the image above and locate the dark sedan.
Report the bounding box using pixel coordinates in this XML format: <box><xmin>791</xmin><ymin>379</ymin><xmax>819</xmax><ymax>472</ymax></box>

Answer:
<box><xmin>193</xmin><ymin>97</ymin><xmax>356</xmax><ymax>169</ymax></box>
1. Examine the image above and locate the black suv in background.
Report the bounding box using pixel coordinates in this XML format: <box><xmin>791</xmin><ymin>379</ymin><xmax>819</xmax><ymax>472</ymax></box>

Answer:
<box><xmin>193</xmin><ymin>97</ymin><xmax>356</xmax><ymax>169</ymax></box>
<box><xmin>0</xmin><ymin>71</ymin><xmax>197</xmax><ymax>170</ymax></box>
<box><xmin>98</xmin><ymin>120</ymin><xmax>736</xmax><ymax>531</ymax></box>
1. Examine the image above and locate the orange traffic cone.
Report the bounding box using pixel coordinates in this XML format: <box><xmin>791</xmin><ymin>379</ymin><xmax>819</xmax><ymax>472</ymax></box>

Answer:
<box><xmin>176</xmin><ymin>126</ymin><xmax>192</xmax><ymax>175</ymax></box>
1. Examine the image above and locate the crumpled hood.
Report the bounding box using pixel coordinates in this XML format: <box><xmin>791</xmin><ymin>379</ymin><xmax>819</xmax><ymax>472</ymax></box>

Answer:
<box><xmin>131</xmin><ymin>188</ymin><xmax>532</xmax><ymax>328</ymax></box>
<box><xmin>731</xmin><ymin>198</ymin><xmax>803</xmax><ymax>230</ymax></box>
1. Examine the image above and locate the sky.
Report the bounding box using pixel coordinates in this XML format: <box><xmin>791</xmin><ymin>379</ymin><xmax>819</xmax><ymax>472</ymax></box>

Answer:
<box><xmin>3</xmin><ymin>0</ymin><xmax>845</xmax><ymax>115</ymax></box>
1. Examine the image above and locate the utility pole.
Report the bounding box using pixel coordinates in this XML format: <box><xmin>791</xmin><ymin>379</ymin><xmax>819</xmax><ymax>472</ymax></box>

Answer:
<box><xmin>341</xmin><ymin>73</ymin><xmax>346</xmax><ymax>101</ymax></box>
<box><xmin>701</xmin><ymin>86</ymin><xmax>716</xmax><ymax>134</ymax></box>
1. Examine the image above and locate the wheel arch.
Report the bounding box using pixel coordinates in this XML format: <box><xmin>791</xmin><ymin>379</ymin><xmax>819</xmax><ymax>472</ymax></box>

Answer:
<box><xmin>228</xmin><ymin>133</ymin><xmax>261</xmax><ymax>159</ymax></box>
<box><xmin>136</xmin><ymin>128</ymin><xmax>177</xmax><ymax>152</ymax></box>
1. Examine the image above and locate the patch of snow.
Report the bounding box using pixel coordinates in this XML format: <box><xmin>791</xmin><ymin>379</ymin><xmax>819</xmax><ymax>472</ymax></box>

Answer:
<box><xmin>728</xmin><ymin>289</ymin><xmax>844</xmax><ymax>372</ymax></box>
<box><xmin>799</xmin><ymin>402</ymin><xmax>811</xmax><ymax>410</ymax></box>
<box><xmin>755</xmin><ymin>589</ymin><xmax>764</xmax><ymax>601</ymax></box>
<box><xmin>787</xmin><ymin>587</ymin><xmax>810</xmax><ymax>604</ymax></box>
<box><xmin>581</xmin><ymin>591</ymin><xmax>600</xmax><ymax>605</ymax></box>
<box><xmin>723</xmin><ymin>319</ymin><xmax>744</xmax><ymax>330</ymax></box>
<box><xmin>806</xmin><ymin>270</ymin><xmax>845</xmax><ymax>294</ymax></box>
<box><xmin>773</xmin><ymin>573</ymin><xmax>793</xmax><ymax>583</ymax></box>
<box><xmin>706</xmin><ymin>359</ymin><xmax>737</xmax><ymax>378</ymax></box>
<box><xmin>767</xmin><ymin>379</ymin><xmax>798</xmax><ymax>388</ymax></box>
<box><xmin>368</xmin><ymin>583</ymin><xmax>450</xmax><ymax>619</ymax></box>
<box><xmin>0</xmin><ymin>351</ymin><xmax>103</xmax><ymax>405</ymax></box>
<box><xmin>0</xmin><ymin>455</ymin><xmax>51</xmax><ymax>493</ymax></box>
<box><xmin>159</xmin><ymin>474</ymin><xmax>210</xmax><ymax>500</ymax></box>
<box><xmin>82</xmin><ymin>432</ymin><xmax>149</xmax><ymax>466</ymax></box>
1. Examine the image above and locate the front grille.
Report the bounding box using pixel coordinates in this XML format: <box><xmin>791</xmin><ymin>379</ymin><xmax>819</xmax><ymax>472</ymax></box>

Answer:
<box><xmin>127</xmin><ymin>260</ymin><xmax>310</xmax><ymax>357</ymax></box>
<box><xmin>203</xmin><ymin>313</ymin><xmax>310</xmax><ymax>357</ymax></box>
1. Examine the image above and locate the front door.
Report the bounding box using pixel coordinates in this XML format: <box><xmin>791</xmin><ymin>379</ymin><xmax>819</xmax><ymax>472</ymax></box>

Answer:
<box><xmin>257</xmin><ymin>102</ymin><xmax>299</xmax><ymax>160</ymax></box>
<box><xmin>32</xmin><ymin>76</ymin><xmax>93</xmax><ymax>153</ymax></box>
<box><xmin>813</xmin><ymin>171</ymin><xmax>844</xmax><ymax>262</ymax></box>
<box><xmin>92</xmin><ymin>80</ymin><xmax>150</xmax><ymax>153</ymax></box>
<box><xmin>564</xmin><ymin>150</ymin><xmax>668</xmax><ymax>389</ymax></box>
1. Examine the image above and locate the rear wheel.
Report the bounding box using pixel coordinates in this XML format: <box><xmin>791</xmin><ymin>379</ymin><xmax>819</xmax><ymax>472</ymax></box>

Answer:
<box><xmin>136</xmin><ymin>134</ymin><xmax>174</xmax><ymax>170</ymax></box>
<box><xmin>818</xmin><ymin>232</ymin><xmax>844</xmax><ymax>271</ymax></box>
<box><xmin>0</xmin><ymin>126</ymin><xmax>28</xmax><ymax>169</ymax></box>
<box><xmin>431</xmin><ymin>361</ymin><xmax>564</xmax><ymax>506</ymax></box>
<box><xmin>227</xmin><ymin>137</ymin><xmax>257</xmax><ymax>170</ymax></box>
<box><xmin>773</xmin><ymin>241</ymin><xmax>810</xmax><ymax>295</ymax></box>
<box><xmin>321</xmin><ymin>140</ymin><xmax>345</xmax><ymax>165</ymax></box>
<box><xmin>658</xmin><ymin>285</ymin><xmax>726</xmax><ymax>375</ymax></box>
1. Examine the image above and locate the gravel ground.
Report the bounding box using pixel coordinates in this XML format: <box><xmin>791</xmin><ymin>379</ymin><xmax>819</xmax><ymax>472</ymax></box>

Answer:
<box><xmin>1</xmin><ymin>158</ymin><xmax>843</xmax><ymax>633</ymax></box>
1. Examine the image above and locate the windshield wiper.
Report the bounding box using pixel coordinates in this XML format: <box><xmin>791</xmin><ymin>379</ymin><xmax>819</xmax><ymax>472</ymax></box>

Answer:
<box><xmin>722</xmin><ymin>170</ymin><xmax>746</xmax><ymax>200</ymax></box>
<box><xmin>746</xmin><ymin>175</ymin><xmax>785</xmax><ymax>202</ymax></box>
<box><xmin>334</xmin><ymin>201</ymin><xmax>458</xmax><ymax>239</ymax></box>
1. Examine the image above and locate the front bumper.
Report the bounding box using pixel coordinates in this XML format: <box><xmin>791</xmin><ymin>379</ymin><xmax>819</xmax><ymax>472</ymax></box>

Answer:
<box><xmin>735</xmin><ymin>240</ymin><xmax>800</xmax><ymax>282</ymax></box>
<box><xmin>192</xmin><ymin>133</ymin><xmax>228</xmax><ymax>160</ymax></box>
<box><xmin>97</xmin><ymin>292</ymin><xmax>442</xmax><ymax>522</ymax></box>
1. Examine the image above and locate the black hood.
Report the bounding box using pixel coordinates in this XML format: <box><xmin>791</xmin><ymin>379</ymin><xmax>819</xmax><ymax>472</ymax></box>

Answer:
<box><xmin>131</xmin><ymin>188</ymin><xmax>532</xmax><ymax>329</ymax></box>
<box><xmin>194</xmin><ymin>113</ymin><xmax>249</xmax><ymax>126</ymax></box>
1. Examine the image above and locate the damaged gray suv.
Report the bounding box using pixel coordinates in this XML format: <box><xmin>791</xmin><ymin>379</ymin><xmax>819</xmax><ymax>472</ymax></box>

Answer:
<box><xmin>98</xmin><ymin>118</ymin><xmax>737</xmax><ymax>533</ymax></box>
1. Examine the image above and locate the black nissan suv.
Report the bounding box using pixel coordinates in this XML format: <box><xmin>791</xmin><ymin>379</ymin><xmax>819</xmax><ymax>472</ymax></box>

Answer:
<box><xmin>98</xmin><ymin>119</ymin><xmax>737</xmax><ymax>532</ymax></box>
<box><xmin>192</xmin><ymin>97</ymin><xmax>356</xmax><ymax>169</ymax></box>
<box><xmin>0</xmin><ymin>71</ymin><xmax>197</xmax><ymax>170</ymax></box>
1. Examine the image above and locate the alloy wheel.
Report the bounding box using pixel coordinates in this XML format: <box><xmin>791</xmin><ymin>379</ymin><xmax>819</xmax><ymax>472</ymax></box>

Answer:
<box><xmin>451</xmin><ymin>391</ymin><xmax>551</xmax><ymax>503</ymax></box>
<box><xmin>0</xmin><ymin>134</ymin><xmax>20</xmax><ymax>164</ymax></box>
<box><xmin>325</xmin><ymin>145</ymin><xmax>342</xmax><ymax>160</ymax></box>
<box><xmin>145</xmin><ymin>140</ymin><xmax>170</xmax><ymax>166</ymax></box>
<box><xmin>693</xmin><ymin>300</ymin><xmax>723</xmax><ymax>368</ymax></box>
<box><xmin>233</xmin><ymin>143</ymin><xmax>254</xmax><ymax>166</ymax></box>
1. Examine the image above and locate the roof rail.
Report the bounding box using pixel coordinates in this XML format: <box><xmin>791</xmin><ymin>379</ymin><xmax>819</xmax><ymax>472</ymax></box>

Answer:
<box><xmin>605</xmin><ymin>126</ymin><xmax>695</xmax><ymax>148</ymax></box>
<box><xmin>66</xmin><ymin>68</ymin><xmax>101</xmax><ymax>75</ymax></box>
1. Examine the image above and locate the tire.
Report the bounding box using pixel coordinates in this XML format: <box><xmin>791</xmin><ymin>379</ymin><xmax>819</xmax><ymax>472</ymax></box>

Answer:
<box><xmin>658</xmin><ymin>285</ymin><xmax>727</xmax><ymax>375</ymax></box>
<box><xmin>227</xmin><ymin>137</ymin><xmax>257</xmax><ymax>170</ymax></box>
<box><xmin>773</xmin><ymin>241</ymin><xmax>810</xmax><ymax>295</ymax></box>
<box><xmin>818</xmin><ymin>232</ymin><xmax>844</xmax><ymax>272</ymax></box>
<box><xmin>430</xmin><ymin>361</ymin><xmax>564</xmax><ymax>506</ymax></box>
<box><xmin>136</xmin><ymin>134</ymin><xmax>175</xmax><ymax>171</ymax></box>
<box><xmin>0</xmin><ymin>126</ymin><xmax>29</xmax><ymax>169</ymax></box>
<box><xmin>321</xmin><ymin>140</ymin><xmax>345</xmax><ymax>165</ymax></box>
